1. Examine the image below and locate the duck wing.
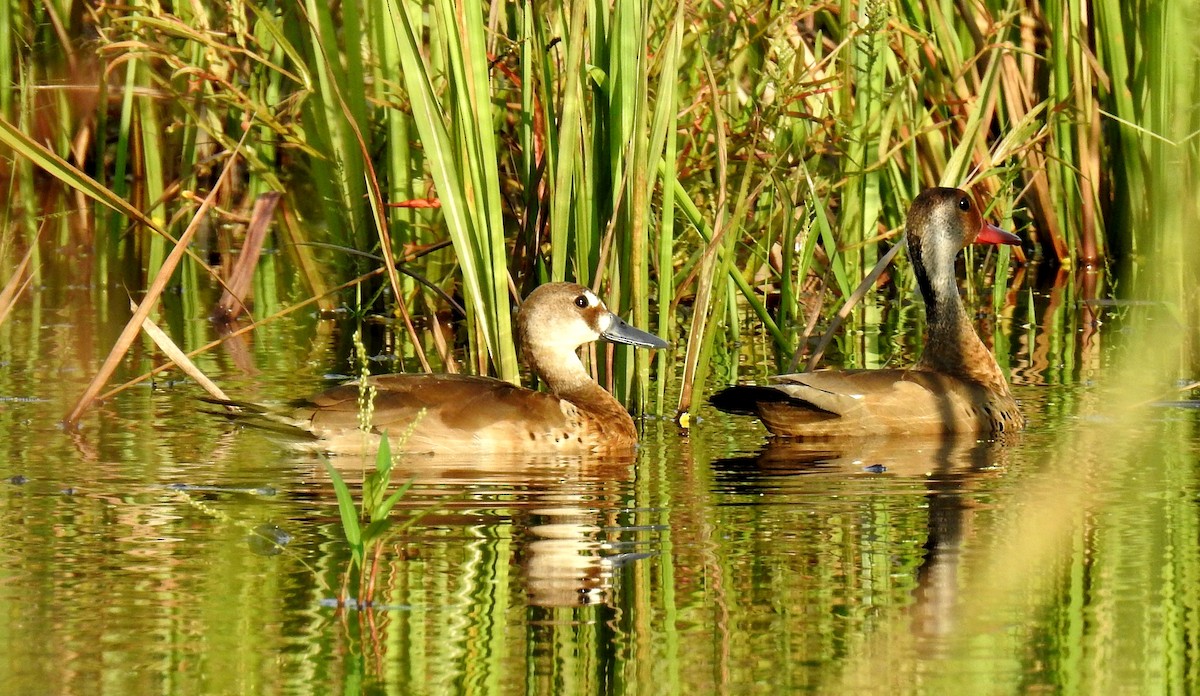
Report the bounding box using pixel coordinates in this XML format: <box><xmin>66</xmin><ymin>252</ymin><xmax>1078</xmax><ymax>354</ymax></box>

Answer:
<box><xmin>294</xmin><ymin>374</ymin><xmax>579</xmax><ymax>446</ymax></box>
<box><xmin>712</xmin><ymin>369</ymin><xmax>1002</xmax><ymax>437</ymax></box>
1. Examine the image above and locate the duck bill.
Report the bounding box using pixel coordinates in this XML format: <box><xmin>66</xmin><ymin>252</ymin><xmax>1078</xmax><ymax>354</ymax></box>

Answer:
<box><xmin>976</xmin><ymin>223</ymin><xmax>1021</xmax><ymax>246</ymax></box>
<box><xmin>601</xmin><ymin>314</ymin><xmax>670</xmax><ymax>349</ymax></box>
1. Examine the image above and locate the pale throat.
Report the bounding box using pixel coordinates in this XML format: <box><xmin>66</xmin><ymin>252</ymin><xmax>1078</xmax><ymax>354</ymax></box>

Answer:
<box><xmin>527</xmin><ymin>343</ymin><xmax>593</xmax><ymax>394</ymax></box>
<box><xmin>520</xmin><ymin>317</ymin><xmax>600</xmax><ymax>394</ymax></box>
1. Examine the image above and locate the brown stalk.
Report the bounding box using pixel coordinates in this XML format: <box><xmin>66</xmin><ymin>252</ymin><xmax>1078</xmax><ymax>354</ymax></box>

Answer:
<box><xmin>63</xmin><ymin>135</ymin><xmax>247</xmax><ymax>427</ymax></box>
<box><xmin>213</xmin><ymin>191</ymin><xmax>281</xmax><ymax>322</ymax></box>
<box><xmin>0</xmin><ymin>226</ymin><xmax>41</xmax><ymax>327</ymax></box>
<box><xmin>133</xmin><ymin>299</ymin><xmax>230</xmax><ymax>401</ymax></box>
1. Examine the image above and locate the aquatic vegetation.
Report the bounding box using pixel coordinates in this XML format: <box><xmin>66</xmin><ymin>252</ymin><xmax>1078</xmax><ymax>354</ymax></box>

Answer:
<box><xmin>324</xmin><ymin>332</ymin><xmax>426</xmax><ymax>608</ymax></box>
<box><xmin>324</xmin><ymin>432</ymin><xmax>420</xmax><ymax>609</ymax></box>
<box><xmin>4</xmin><ymin>0</ymin><xmax>1193</xmax><ymax>419</ymax></box>
<box><xmin>0</xmin><ymin>3</ymin><xmax>1198</xmax><ymax>692</ymax></box>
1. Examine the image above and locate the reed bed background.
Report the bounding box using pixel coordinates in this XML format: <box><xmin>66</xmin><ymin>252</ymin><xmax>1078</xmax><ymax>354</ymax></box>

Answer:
<box><xmin>3</xmin><ymin>2</ymin><xmax>1200</xmax><ymax>690</ymax></box>
<box><xmin>0</xmin><ymin>0</ymin><xmax>1196</xmax><ymax>417</ymax></box>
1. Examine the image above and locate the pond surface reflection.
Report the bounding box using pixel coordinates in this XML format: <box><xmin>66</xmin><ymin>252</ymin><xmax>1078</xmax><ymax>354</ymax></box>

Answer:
<box><xmin>1</xmin><ymin>280</ymin><xmax>1197</xmax><ymax>694</ymax></box>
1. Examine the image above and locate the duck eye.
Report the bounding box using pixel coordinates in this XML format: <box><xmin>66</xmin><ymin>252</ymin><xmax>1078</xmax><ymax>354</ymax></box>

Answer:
<box><xmin>958</xmin><ymin>196</ymin><xmax>971</xmax><ymax>212</ymax></box>
<box><xmin>574</xmin><ymin>295</ymin><xmax>589</xmax><ymax>309</ymax></box>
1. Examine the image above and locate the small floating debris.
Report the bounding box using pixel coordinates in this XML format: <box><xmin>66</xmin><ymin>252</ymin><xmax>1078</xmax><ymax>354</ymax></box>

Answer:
<box><xmin>164</xmin><ymin>483</ymin><xmax>277</xmax><ymax>496</ymax></box>
<box><xmin>7</xmin><ymin>474</ymin><xmax>27</xmax><ymax>485</ymax></box>
<box><xmin>1082</xmin><ymin>298</ymin><xmax>1161</xmax><ymax>307</ymax></box>
<box><xmin>605</xmin><ymin>524</ymin><xmax>669</xmax><ymax>533</ymax></box>
<box><xmin>603</xmin><ymin>551</ymin><xmax>657</xmax><ymax>568</ymax></box>
<box><xmin>317</xmin><ymin>598</ymin><xmax>416</xmax><ymax>612</ymax></box>
<box><xmin>863</xmin><ymin>464</ymin><xmax>887</xmax><ymax>473</ymax></box>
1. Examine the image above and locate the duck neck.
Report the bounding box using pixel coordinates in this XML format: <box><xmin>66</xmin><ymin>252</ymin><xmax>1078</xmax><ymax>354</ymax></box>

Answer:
<box><xmin>523</xmin><ymin>341</ymin><xmax>635</xmax><ymax>425</ymax></box>
<box><xmin>911</xmin><ymin>246</ymin><xmax>1009</xmax><ymax>391</ymax></box>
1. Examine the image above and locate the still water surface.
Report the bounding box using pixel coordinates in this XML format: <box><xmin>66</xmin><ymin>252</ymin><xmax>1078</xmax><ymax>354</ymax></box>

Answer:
<box><xmin>1</xmin><ymin>279</ymin><xmax>1197</xmax><ymax>694</ymax></box>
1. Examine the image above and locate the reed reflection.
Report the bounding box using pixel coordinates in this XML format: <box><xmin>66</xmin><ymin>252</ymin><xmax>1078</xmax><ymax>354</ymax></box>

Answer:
<box><xmin>713</xmin><ymin>433</ymin><xmax>1015</xmax><ymax>653</ymax></box>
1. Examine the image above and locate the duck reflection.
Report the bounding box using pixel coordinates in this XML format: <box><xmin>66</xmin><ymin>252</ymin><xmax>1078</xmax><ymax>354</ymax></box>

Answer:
<box><xmin>713</xmin><ymin>433</ymin><xmax>1015</xmax><ymax>648</ymax></box>
<box><xmin>290</xmin><ymin>450</ymin><xmax>660</xmax><ymax>609</ymax></box>
<box><xmin>713</xmin><ymin>434</ymin><xmax>1005</xmax><ymax>480</ymax></box>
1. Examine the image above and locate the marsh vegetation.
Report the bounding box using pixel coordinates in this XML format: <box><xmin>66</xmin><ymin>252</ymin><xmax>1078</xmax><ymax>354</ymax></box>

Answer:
<box><xmin>1</xmin><ymin>0</ymin><xmax>1199</xmax><ymax>692</ymax></box>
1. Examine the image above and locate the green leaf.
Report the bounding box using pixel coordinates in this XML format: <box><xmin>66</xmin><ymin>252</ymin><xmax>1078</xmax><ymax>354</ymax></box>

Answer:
<box><xmin>323</xmin><ymin>458</ymin><xmax>363</xmax><ymax>556</ymax></box>
<box><xmin>0</xmin><ymin>116</ymin><xmax>163</xmax><ymax>234</ymax></box>
<box><xmin>374</xmin><ymin>430</ymin><xmax>393</xmax><ymax>476</ymax></box>
<box><xmin>361</xmin><ymin>519</ymin><xmax>392</xmax><ymax>546</ymax></box>
<box><xmin>362</xmin><ymin>431</ymin><xmax>393</xmax><ymax>517</ymax></box>
<box><xmin>374</xmin><ymin>478</ymin><xmax>415</xmax><ymax>521</ymax></box>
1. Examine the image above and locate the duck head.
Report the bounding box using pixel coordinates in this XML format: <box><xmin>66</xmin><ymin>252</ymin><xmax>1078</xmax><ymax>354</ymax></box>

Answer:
<box><xmin>906</xmin><ymin>187</ymin><xmax>1021</xmax><ymax>314</ymax></box>
<box><xmin>517</xmin><ymin>282</ymin><xmax>669</xmax><ymax>364</ymax></box>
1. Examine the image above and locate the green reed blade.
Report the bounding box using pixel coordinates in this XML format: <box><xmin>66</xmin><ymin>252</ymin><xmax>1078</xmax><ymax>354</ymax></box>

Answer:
<box><xmin>302</xmin><ymin>0</ymin><xmax>367</xmax><ymax>248</ymax></box>
<box><xmin>137</xmin><ymin>64</ymin><xmax>166</xmax><ymax>280</ymax></box>
<box><xmin>0</xmin><ymin>0</ymin><xmax>11</xmax><ymax>118</ymax></box>
<box><xmin>943</xmin><ymin>51</ymin><xmax>1000</xmax><ymax>187</ymax></box>
<box><xmin>388</xmin><ymin>0</ymin><xmax>518</xmax><ymax>381</ymax></box>
<box><xmin>548</xmin><ymin>0</ymin><xmax>589</xmax><ymax>284</ymax></box>
<box><xmin>442</xmin><ymin>0</ymin><xmax>517</xmax><ymax>379</ymax></box>
<box><xmin>650</xmin><ymin>9</ymin><xmax>684</xmax><ymax>415</ymax></box>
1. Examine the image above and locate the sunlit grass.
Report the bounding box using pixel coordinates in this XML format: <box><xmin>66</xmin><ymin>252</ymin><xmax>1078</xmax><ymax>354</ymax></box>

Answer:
<box><xmin>0</xmin><ymin>0</ymin><xmax>1194</xmax><ymax>419</ymax></box>
<box><xmin>0</xmin><ymin>2</ymin><xmax>1198</xmax><ymax>692</ymax></box>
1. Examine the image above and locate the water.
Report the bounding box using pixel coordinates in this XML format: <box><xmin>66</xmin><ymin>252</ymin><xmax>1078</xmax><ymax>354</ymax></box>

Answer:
<box><xmin>1</xmin><ymin>279</ymin><xmax>1197</xmax><ymax>694</ymax></box>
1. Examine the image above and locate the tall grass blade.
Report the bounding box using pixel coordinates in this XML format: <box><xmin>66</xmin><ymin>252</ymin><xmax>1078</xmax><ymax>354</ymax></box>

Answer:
<box><xmin>651</xmin><ymin>10</ymin><xmax>684</xmax><ymax>414</ymax></box>
<box><xmin>0</xmin><ymin>117</ymin><xmax>163</xmax><ymax>234</ymax></box>
<box><xmin>548</xmin><ymin>0</ymin><xmax>589</xmax><ymax>283</ymax></box>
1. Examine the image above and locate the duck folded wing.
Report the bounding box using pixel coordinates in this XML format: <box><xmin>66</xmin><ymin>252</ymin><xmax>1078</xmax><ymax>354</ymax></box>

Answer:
<box><xmin>713</xmin><ymin>369</ymin><xmax>1008</xmax><ymax>437</ymax></box>
<box><xmin>294</xmin><ymin>373</ymin><xmax>575</xmax><ymax>440</ymax></box>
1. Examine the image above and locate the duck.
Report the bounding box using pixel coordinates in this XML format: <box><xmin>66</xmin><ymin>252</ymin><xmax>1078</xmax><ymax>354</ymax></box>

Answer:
<box><xmin>213</xmin><ymin>282</ymin><xmax>669</xmax><ymax>454</ymax></box>
<box><xmin>711</xmin><ymin>187</ymin><xmax>1024</xmax><ymax>437</ymax></box>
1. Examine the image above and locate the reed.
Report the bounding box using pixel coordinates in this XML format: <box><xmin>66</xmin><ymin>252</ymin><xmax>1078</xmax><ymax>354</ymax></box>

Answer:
<box><xmin>0</xmin><ymin>0</ymin><xmax>1189</xmax><ymax>419</ymax></box>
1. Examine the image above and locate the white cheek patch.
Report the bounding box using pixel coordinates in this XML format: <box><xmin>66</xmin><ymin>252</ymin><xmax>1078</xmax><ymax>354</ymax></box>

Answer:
<box><xmin>579</xmin><ymin>289</ymin><xmax>609</xmax><ymax>340</ymax></box>
<box><xmin>540</xmin><ymin>293</ymin><xmax>604</xmax><ymax>351</ymax></box>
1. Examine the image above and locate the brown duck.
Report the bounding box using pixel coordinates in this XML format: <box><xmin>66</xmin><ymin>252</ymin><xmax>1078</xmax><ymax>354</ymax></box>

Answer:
<box><xmin>216</xmin><ymin>283</ymin><xmax>668</xmax><ymax>454</ymax></box>
<box><xmin>711</xmin><ymin>187</ymin><xmax>1024</xmax><ymax>437</ymax></box>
